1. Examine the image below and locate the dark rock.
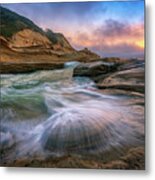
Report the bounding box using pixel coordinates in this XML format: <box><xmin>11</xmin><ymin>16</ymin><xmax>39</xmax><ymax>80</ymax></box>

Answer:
<box><xmin>0</xmin><ymin>62</ymin><xmax>64</xmax><ymax>74</ymax></box>
<box><xmin>73</xmin><ymin>61</ymin><xmax>118</xmax><ymax>77</ymax></box>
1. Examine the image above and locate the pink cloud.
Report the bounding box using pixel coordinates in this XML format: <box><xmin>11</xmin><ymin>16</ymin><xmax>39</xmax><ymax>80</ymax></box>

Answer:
<box><xmin>67</xmin><ymin>19</ymin><xmax>144</xmax><ymax>57</ymax></box>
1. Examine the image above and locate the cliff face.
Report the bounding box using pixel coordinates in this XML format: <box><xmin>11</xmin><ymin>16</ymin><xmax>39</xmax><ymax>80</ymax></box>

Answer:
<box><xmin>0</xmin><ymin>7</ymin><xmax>100</xmax><ymax>63</ymax></box>
<box><xmin>45</xmin><ymin>29</ymin><xmax>74</xmax><ymax>52</ymax></box>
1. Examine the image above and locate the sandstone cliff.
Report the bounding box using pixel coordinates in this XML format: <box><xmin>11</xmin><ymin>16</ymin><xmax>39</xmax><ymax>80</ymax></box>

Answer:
<box><xmin>0</xmin><ymin>7</ymin><xmax>100</xmax><ymax>65</ymax></box>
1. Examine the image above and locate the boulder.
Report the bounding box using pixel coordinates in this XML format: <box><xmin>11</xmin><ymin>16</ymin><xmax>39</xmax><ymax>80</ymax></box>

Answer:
<box><xmin>74</xmin><ymin>61</ymin><xmax>118</xmax><ymax>77</ymax></box>
<box><xmin>96</xmin><ymin>67</ymin><xmax>145</xmax><ymax>94</ymax></box>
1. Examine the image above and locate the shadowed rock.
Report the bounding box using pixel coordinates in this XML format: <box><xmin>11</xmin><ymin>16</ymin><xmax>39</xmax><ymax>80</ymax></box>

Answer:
<box><xmin>74</xmin><ymin>61</ymin><xmax>118</xmax><ymax>77</ymax></box>
<box><xmin>0</xmin><ymin>62</ymin><xmax>64</xmax><ymax>74</ymax></box>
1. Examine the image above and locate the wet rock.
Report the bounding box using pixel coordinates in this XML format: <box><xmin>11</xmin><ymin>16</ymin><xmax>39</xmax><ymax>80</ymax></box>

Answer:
<box><xmin>118</xmin><ymin>59</ymin><xmax>145</xmax><ymax>71</ymax></box>
<box><xmin>73</xmin><ymin>61</ymin><xmax>118</xmax><ymax>77</ymax></box>
<box><xmin>96</xmin><ymin>67</ymin><xmax>145</xmax><ymax>93</ymax></box>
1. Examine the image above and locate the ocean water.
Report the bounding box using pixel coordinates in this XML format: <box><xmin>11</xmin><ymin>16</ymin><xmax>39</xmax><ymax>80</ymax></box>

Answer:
<box><xmin>0</xmin><ymin>65</ymin><xmax>144</xmax><ymax>164</ymax></box>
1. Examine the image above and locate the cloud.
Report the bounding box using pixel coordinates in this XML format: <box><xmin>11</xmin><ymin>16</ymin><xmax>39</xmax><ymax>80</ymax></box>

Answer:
<box><xmin>68</xmin><ymin>19</ymin><xmax>144</xmax><ymax>58</ymax></box>
<box><xmin>98</xmin><ymin>19</ymin><xmax>130</xmax><ymax>37</ymax></box>
<box><xmin>95</xmin><ymin>19</ymin><xmax>144</xmax><ymax>39</ymax></box>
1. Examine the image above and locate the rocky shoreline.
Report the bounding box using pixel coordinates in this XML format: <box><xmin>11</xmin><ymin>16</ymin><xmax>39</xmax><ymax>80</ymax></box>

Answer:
<box><xmin>0</xmin><ymin>58</ymin><xmax>145</xmax><ymax>95</ymax></box>
<box><xmin>74</xmin><ymin>59</ymin><xmax>145</xmax><ymax>95</ymax></box>
<box><xmin>3</xmin><ymin>147</ymin><xmax>144</xmax><ymax>169</ymax></box>
<box><xmin>0</xmin><ymin>62</ymin><xmax>64</xmax><ymax>74</ymax></box>
<box><xmin>0</xmin><ymin>58</ymin><xmax>145</xmax><ymax>169</ymax></box>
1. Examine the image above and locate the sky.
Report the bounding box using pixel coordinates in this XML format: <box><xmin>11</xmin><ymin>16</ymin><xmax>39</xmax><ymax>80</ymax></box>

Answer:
<box><xmin>2</xmin><ymin>0</ymin><xmax>145</xmax><ymax>58</ymax></box>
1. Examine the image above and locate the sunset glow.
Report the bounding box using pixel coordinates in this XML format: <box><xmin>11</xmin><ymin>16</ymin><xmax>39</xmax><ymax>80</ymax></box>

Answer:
<box><xmin>136</xmin><ymin>40</ymin><xmax>144</xmax><ymax>49</ymax></box>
